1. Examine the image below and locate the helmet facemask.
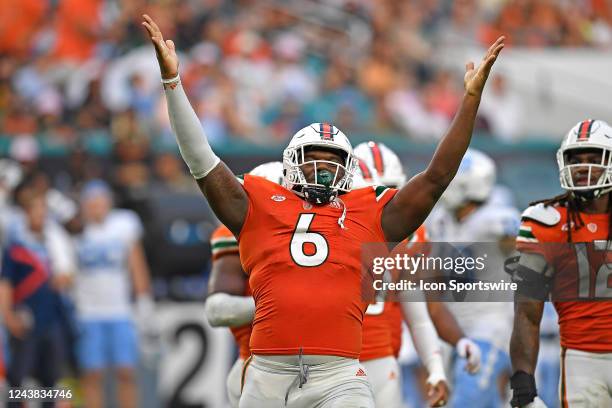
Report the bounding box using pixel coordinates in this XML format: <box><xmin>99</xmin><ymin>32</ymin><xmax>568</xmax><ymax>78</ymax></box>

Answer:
<box><xmin>283</xmin><ymin>145</ymin><xmax>358</xmax><ymax>204</ymax></box>
<box><xmin>558</xmin><ymin>147</ymin><xmax>612</xmax><ymax>200</ymax></box>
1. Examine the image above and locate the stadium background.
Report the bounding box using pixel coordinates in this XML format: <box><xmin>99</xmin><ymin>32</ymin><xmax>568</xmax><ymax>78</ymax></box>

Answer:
<box><xmin>1</xmin><ymin>0</ymin><xmax>611</xmax><ymax>406</ymax></box>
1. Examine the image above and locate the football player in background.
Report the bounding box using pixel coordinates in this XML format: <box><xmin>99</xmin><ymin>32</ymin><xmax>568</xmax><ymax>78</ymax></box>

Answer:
<box><xmin>425</xmin><ymin>149</ymin><xmax>520</xmax><ymax>408</ymax></box>
<box><xmin>510</xmin><ymin>119</ymin><xmax>612</xmax><ymax>408</ymax></box>
<box><xmin>143</xmin><ymin>13</ymin><xmax>503</xmax><ymax>407</ymax></box>
<box><xmin>73</xmin><ymin>180</ymin><xmax>154</xmax><ymax>408</ymax></box>
<box><xmin>204</xmin><ymin>161</ymin><xmax>284</xmax><ymax>408</ymax></box>
<box><xmin>355</xmin><ymin>142</ymin><xmax>481</xmax><ymax>407</ymax></box>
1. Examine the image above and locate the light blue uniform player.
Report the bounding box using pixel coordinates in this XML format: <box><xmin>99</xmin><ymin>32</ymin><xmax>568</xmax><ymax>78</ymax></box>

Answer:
<box><xmin>74</xmin><ymin>180</ymin><xmax>153</xmax><ymax>408</ymax></box>
<box><xmin>426</xmin><ymin>149</ymin><xmax>520</xmax><ymax>408</ymax></box>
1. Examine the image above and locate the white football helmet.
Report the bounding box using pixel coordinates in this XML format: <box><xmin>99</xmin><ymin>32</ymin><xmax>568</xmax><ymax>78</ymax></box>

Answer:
<box><xmin>353</xmin><ymin>141</ymin><xmax>406</xmax><ymax>188</ymax></box>
<box><xmin>557</xmin><ymin>119</ymin><xmax>612</xmax><ymax>199</ymax></box>
<box><xmin>283</xmin><ymin>123</ymin><xmax>358</xmax><ymax>204</ymax></box>
<box><xmin>249</xmin><ymin>161</ymin><xmax>284</xmax><ymax>185</ymax></box>
<box><xmin>440</xmin><ymin>148</ymin><xmax>496</xmax><ymax>210</ymax></box>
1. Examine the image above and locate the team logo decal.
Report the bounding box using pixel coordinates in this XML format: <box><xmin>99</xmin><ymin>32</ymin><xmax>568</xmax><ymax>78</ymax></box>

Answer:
<box><xmin>319</xmin><ymin>123</ymin><xmax>335</xmax><ymax>141</ymax></box>
<box><xmin>271</xmin><ymin>195</ymin><xmax>286</xmax><ymax>202</ymax></box>
<box><xmin>587</xmin><ymin>223</ymin><xmax>598</xmax><ymax>233</ymax></box>
<box><xmin>303</xmin><ymin>202</ymin><xmax>313</xmax><ymax>210</ymax></box>
<box><xmin>575</xmin><ymin>119</ymin><xmax>598</xmax><ymax>141</ymax></box>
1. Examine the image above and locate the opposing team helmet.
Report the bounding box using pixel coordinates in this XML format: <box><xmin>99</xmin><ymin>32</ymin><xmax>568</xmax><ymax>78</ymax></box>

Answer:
<box><xmin>354</xmin><ymin>141</ymin><xmax>406</xmax><ymax>188</ymax></box>
<box><xmin>249</xmin><ymin>161</ymin><xmax>284</xmax><ymax>185</ymax></box>
<box><xmin>283</xmin><ymin>123</ymin><xmax>358</xmax><ymax>204</ymax></box>
<box><xmin>440</xmin><ymin>149</ymin><xmax>496</xmax><ymax>210</ymax></box>
<box><xmin>557</xmin><ymin>119</ymin><xmax>612</xmax><ymax>199</ymax></box>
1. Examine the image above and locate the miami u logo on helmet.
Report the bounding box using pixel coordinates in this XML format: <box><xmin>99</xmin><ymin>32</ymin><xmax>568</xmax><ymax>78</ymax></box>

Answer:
<box><xmin>576</xmin><ymin>119</ymin><xmax>595</xmax><ymax>141</ymax></box>
<box><xmin>319</xmin><ymin>123</ymin><xmax>336</xmax><ymax>141</ymax></box>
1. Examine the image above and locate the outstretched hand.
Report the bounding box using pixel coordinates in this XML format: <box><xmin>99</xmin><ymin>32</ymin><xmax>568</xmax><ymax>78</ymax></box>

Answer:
<box><xmin>427</xmin><ymin>379</ymin><xmax>450</xmax><ymax>407</ymax></box>
<box><xmin>142</xmin><ymin>14</ymin><xmax>179</xmax><ymax>79</ymax></box>
<box><xmin>464</xmin><ymin>36</ymin><xmax>505</xmax><ymax>97</ymax></box>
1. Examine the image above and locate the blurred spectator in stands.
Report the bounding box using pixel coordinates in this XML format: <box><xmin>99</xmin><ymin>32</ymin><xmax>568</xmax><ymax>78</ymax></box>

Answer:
<box><xmin>179</xmin><ymin>42</ymin><xmax>233</xmax><ymax>146</ymax></box>
<box><xmin>0</xmin><ymin>187</ymin><xmax>75</xmax><ymax>407</ymax></box>
<box><xmin>479</xmin><ymin>74</ymin><xmax>523</xmax><ymax>141</ymax></box>
<box><xmin>73</xmin><ymin>180</ymin><xmax>155</xmax><ymax>408</ymax></box>
<box><xmin>0</xmin><ymin>0</ymin><xmax>48</xmax><ymax>57</ymax></box>
<box><xmin>269</xmin><ymin>32</ymin><xmax>318</xmax><ymax>105</ymax></box>
<box><xmin>305</xmin><ymin>59</ymin><xmax>373</xmax><ymax>133</ymax></box>
<box><xmin>53</xmin><ymin>0</ymin><xmax>103</xmax><ymax>64</ymax></box>
<box><xmin>54</xmin><ymin>148</ymin><xmax>105</xmax><ymax>196</ymax></box>
<box><xmin>385</xmin><ymin>79</ymin><xmax>450</xmax><ymax>141</ymax></box>
<box><xmin>152</xmin><ymin>152</ymin><xmax>197</xmax><ymax>195</ymax></box>
<box><xmin>2</xmin><ymin>0</ymin><xmax>612</xmax><ymax>146</ymax></box>
<box><xmin>436</xmin><ymin>0</ymin><xmax>481</xmax><ymax>48</ymax></box>
<box><xmin>427</xmin><ymin>70</ymin><xmax>462</xmax><ymax>120</ymax></box>
<box><xmin>9</xmin><ymin>135</ymin><xmax>40</xmax><ymax>175</ymax></box>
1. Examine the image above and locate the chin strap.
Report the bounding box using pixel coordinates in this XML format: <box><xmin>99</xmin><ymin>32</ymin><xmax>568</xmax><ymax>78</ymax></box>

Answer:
<box><xmin>337</xmin><ymin>198</ymin><xmax>347</xmax><ymax>229</ymax></box>
<box><xmin>572</xmin><ymin>185</ymin><xmax>612</xmax><ymax>201</ymax></box>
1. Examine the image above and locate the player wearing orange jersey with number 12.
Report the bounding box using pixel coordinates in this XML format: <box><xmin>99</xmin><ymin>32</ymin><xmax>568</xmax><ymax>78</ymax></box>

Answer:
<box><xmin>142</xmin><ymin>12</ymin><xmax>503</xmax><ymax>408</ymax></box>
<box><xmin>510</xmin><ymin>119</ymin><xmax>612</xmax><ymax>408</ymax></box>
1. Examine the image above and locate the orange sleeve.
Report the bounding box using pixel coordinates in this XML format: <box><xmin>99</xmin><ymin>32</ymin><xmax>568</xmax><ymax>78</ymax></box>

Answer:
<box><xmin>210</xmin><ymin>225</ymin><xmax>238</xmax><ymax>261</ymax></box>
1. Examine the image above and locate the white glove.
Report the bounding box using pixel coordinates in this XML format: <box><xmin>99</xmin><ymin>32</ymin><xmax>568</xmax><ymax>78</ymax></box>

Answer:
<box><xmin>523</xmin><ymin>397</ymin><xmax>548</xmax><ymax>408</ymax></box>
<box><xmin>456</xmin><ymin>337</ymin><xmax>481</xmax><ymax>374</ymax></box>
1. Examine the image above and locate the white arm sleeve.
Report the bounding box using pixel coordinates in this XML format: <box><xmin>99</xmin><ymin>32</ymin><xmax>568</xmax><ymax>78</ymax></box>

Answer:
<box><xmin>164</xmin><ymin>76</ymin><xmax>220</xmax><ymax>179</ymax></box>
<box><xmin>204</xmin><ymin>292</ymin><xmax>255</xmax><ymax>327</ymax></box>
<box><xmin>401</xmin><ymin>301</ymin><xmax>446</xmax><ymax>384</ymax></box>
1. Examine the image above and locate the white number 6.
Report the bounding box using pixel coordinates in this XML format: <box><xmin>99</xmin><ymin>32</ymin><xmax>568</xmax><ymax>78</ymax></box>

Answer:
<box><xmin>290</xmin><ymin>214</ymin><xmax>329</xmax><ymax>267</ymax></box>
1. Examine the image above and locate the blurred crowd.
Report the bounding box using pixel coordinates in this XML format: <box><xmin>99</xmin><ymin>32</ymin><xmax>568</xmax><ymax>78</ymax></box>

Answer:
<box><xmin>1</xmin><ymin>0</ymin><xmax>612</xmax><ymax>153</ymax></box>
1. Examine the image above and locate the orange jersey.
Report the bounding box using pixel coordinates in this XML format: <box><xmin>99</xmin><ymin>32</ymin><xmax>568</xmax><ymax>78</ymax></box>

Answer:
<box><xmin>238</xmin><ymin>175</ymin><xmax>397</xmax><ymax>358</ymax></box>
<box><xmin>517</xmin><ymin>204</ymin><xmax>612</xmax><ymax>352</ymax></box>
<box><xmin>210</xmin><ymin>225</ymin><xmax>252</xmax><ymax>359</ymax></box>
<box><xmin>361</xmin><ymin>226</ymin><xmax>430</xmax><ymax>361</ymax></box>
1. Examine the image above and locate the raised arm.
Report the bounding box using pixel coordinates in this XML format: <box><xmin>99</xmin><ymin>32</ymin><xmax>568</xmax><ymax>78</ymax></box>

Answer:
<box><xmin>382</xmin><ymin>37</ymin><xmax>505</xmax><ymax>241</ymax></box>
<box><xmin>142</xmin><ymin>15</ymin><xmax>248</xmax><ymax>235</ymax></box>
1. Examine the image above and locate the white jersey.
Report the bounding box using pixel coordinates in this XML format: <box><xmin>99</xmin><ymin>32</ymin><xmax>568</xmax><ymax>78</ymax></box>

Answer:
<box><xmin>425</xmin><ymin>203</ymin><xmax>520</xmax><ymax>348</ymax></box>
<box><xmin>74</xmin><ymin>210</ymin><xmax>143</xmax><ymax>319</ymax></box>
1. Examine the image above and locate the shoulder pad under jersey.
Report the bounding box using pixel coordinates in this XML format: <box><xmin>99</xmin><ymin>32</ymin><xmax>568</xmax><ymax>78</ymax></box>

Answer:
<box><xmin>521</xmin><ymin>203</ymin><xmax>561</xmax><ymax>226</ymax></box>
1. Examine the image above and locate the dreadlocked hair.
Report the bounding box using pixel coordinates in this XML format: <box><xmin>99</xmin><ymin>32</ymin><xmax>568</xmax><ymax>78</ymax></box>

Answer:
<box><xmin>530</xmin><ymin>192</ymin><xmax>612</xmax><ymax>243</ymax></box>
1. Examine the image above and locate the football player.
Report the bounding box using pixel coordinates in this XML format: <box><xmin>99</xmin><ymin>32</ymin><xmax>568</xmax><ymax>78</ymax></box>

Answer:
<box><xmin>204</xmin><ymin>161</ymin><xmax>283</xmax><ymax>408</ymax></box>
<box><xmin>426</xmin><ymin>149</ymin><xmax>520</xmax><ymax>407</ymax></box>
<box><xmin>73</xmin><ymin>180</ymin><xmax>154</xmax><ymax>408</ymax></box>
<box><xmin>510</xmin><ymin>119</ymin><xmax>612</xmax><ymax>408</ymax></box>
<box><xmin>355</xmin><ymin>142</ymin><xmax>481</xmax><ymax>407</ymax></box>
<box><xmin>143</xmin><ymin>14</ymin><xmax>503</xmax><ymax>407</ymax></box>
